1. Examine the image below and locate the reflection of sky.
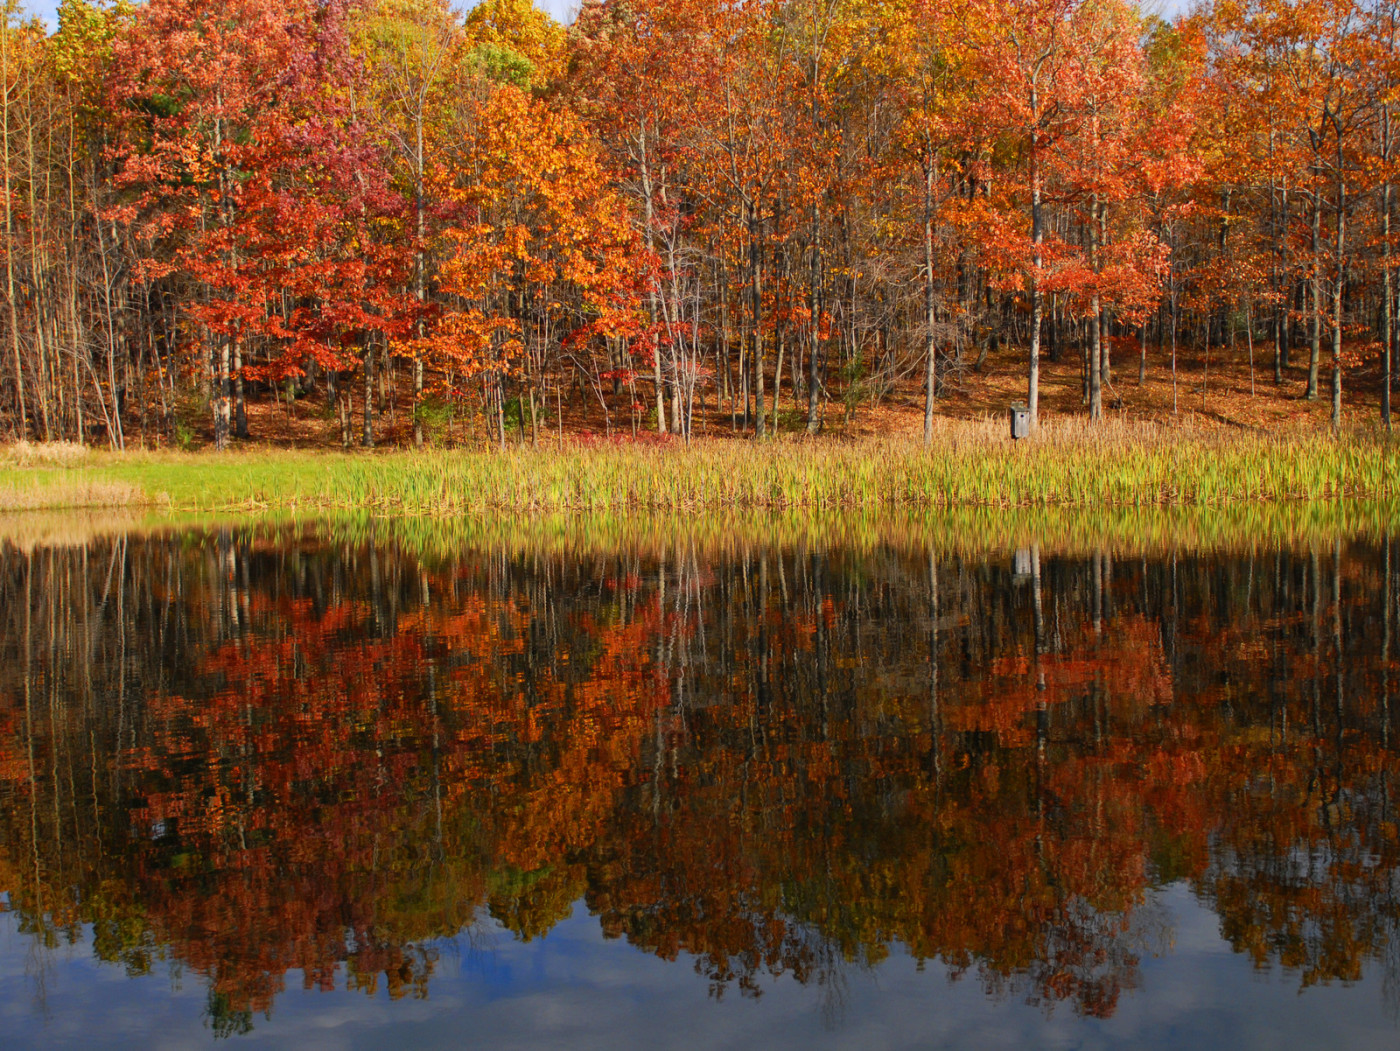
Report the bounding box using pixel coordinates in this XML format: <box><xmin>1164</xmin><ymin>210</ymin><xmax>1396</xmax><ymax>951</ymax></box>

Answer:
<box><xmin>2</xmin><ymin>884</ymin><xmax>1396</xmax><ymax>1050</ymax></box>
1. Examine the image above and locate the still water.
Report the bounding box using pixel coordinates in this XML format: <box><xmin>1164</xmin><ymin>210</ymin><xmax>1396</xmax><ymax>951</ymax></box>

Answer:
<box><xmin>0</xmin><ymin>519</ymin><xmax>1397</xmax><ymax>1048</ymax></box>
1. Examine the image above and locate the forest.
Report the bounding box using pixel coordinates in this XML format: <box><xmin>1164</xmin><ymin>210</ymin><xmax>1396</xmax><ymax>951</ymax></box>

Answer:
<box><xmin>2</xmin><ymin>0</ymin><xmax>1399</xmax><ymax>450</ymax></box>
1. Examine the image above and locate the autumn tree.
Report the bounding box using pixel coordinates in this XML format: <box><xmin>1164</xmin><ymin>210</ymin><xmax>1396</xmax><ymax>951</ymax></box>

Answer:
<box><xmin>414</xmin><ymin>77</ymin><xmax>641</xmax><ymax>445</ymax></box>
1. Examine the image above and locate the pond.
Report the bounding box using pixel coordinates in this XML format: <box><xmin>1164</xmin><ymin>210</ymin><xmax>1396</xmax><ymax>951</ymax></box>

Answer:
<box><xmin>0</xmin><ymin>515</ymin><xmax>1397</xmax><ymax>1048</ymax></box>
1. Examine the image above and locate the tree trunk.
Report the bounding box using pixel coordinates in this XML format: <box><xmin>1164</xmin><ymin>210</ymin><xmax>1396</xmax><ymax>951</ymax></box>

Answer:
<box><xmin>361</xmin><ymin>341</ymin><xmax>374</xmax><ymax>448</ymax></box>
<box><xmin>214</xmin><ymin>339</ymin><xmax>231</xmax><ymax>451</ymax></box>
<box><xmin>923</xmin><ymin>162</ymin><xmax>937</xmax><ymax>447</ymax></box>
<box><xmin>1246</xmin><ymin>298</ymin><xmax>1256</xmax><ymax>396</ymax></box>
<box><xmin>1332</xmin><ymin>170</ymin><xmax>1344</xmax><ymax>433</ymax></box>
<box><xmin>495</xmin><ymin>374</ymin><xmax>506</xmax><ymax>447</ymax></box>
<box><xmin>1027</xmin><ymin>86</ymin><xmax>1043</xmax><ymax>429</ymax></box>
<box><xmin>807</xmin><ymin>221</ymin><xmax>821</xmax><ymax>436</ymax></box>
<box><xmin>638</xmin><ymin>123</ymin><xmax>666</xmax><ymax>434</ymax></box>
<box><xmin>1</xmin><ymin>19</ymin><xmax>25</xmax><ymax>438</ymax></box>
<box><xmin>1282</xmin><ymin>180</ymin><xmax>1292</xmax><ymax>372</ymax></box>
<box><xmin>1170</xmin><ymin>255</ymin><xmax>1179</xmax><ymax>415</ymax></box>
<box><xmin>1138</xmin><ymin>322</ymin><xmax>1147</xmax><ymax>385</ymax></box>
<box><xmin>771</xmin><ymin>317</ymin><xmax>784</xmax><ymax>435</ymax></box>
<box><xmin>1383</xmin><ymin>110</ymin><xmax>1392</xmax><ymax>430</ymax></box>
<box><xmin>413</xmin><ymin>112</ymin><xmax>426</xmax><ymax>447</ymax></box>
<box><xmin>1088</xmin><ymin>197</ymin><xmax>1102</xmax><ymax>421</ymax></box>
<box><xmin>750</xmin><ymin>204</ymin><xmax>766</xmax><ymax>439</ymax></box>
<box><xmin>233</xmin><ymin>339</ymin><xmax>247</xmax><ymax>439</ymax></box>
<box><xmin>1308</xmin><ymin>191</ymin><xmax>1322</xmax><ymax>399</ymax></box>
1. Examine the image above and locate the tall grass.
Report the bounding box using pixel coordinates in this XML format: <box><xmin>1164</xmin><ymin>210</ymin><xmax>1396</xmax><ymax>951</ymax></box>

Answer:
<box><xmin>2</xmin><ymin>419</ymin><xmax>1398</xmax><ymax>514</ymax></box>
<box><xmin>0</xmin><ymin>478</ymin><xmax>145</xmax><ymax>511</ymax></box>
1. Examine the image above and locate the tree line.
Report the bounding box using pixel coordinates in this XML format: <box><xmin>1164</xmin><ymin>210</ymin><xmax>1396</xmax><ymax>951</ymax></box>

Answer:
<box><xmin>2</xmin><ymin>0</ymin><xmax>1400</xmax><ymax>448</ymax></box>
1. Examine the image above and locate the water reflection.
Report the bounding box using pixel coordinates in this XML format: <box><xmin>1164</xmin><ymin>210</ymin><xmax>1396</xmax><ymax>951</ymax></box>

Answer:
<box><xmin>0</xmin><ymin>524</ymin><xmax>1397</xmax><ymax>1038</ymax></box>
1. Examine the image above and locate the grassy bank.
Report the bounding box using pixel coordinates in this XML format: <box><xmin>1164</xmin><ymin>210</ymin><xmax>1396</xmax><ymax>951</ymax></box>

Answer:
<box><xmin>2</xmin><ymin>419</ymin><xmax>1399</xmax><ymax>514</ymax></box>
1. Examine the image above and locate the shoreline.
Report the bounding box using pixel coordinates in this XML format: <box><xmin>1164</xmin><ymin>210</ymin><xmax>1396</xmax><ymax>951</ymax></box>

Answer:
<box><xmin>2</xmin><ymin>421</ymin><xmax>1399</xmax><ymax>517</ymax></box>
<box><xmin>1</xmin><ymin>503</ymin><xmax>1397</xmax><ymax>565</ymax></box>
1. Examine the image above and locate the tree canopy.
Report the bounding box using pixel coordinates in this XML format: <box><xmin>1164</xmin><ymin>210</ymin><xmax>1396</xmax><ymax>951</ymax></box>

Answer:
<box><xmin>3</xmin><ymin>0</ymin><xmax>1400</xmax><ymax>446</ymax></box>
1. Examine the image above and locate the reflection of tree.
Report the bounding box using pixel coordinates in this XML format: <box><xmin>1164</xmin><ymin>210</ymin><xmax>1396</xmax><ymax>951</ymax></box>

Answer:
<box><xmin>0</xmin><ymin>533</ymin><xmax>1396</xmax><ymax>1028</ymax></box>
<box><xmin>0</xmin><ymin>535</ymin><xmax>671</xmax><ymax>1023</ymax></box>
<box><xmin>1149</xmin><ymin>547</ymin><xmax>1400</xmax><ymax>996</ymax></box>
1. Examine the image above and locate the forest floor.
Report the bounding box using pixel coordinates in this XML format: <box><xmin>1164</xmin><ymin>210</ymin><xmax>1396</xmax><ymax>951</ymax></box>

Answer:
<box><xmin>863</xmin><ymin>342</ymin><xmax>1378</xmax><ymax>437</ymax></box>
<box><xmin>141</xmin><ymin>340</ymin><xmax>1392</xmax><ymax>452</ymax></box>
